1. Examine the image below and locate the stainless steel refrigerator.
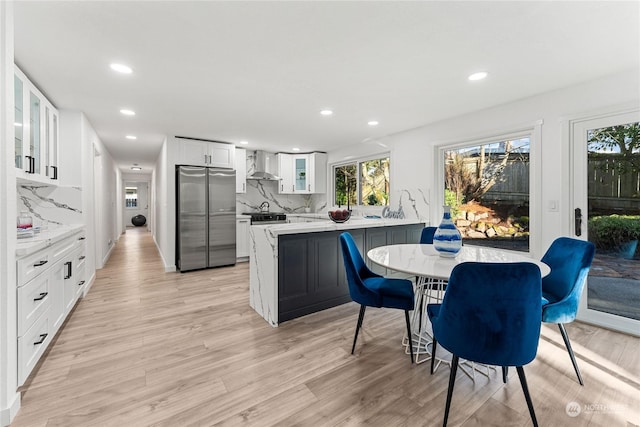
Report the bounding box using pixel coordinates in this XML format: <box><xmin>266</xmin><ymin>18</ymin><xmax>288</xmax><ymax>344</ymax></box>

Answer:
<box><xmin>176</xmin><ymin>166</ymin><xmax>236</xmax><ymax>271</ymax></box>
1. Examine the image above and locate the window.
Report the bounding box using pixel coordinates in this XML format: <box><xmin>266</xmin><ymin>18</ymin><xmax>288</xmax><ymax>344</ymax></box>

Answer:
<box><xmin>442</xmin><ymin>137</ymin><xmax>531</xmax><ymax>251</ymax></box>
<box><xmin>333</xmin><ymin>156</ymin><xmax>390</xmax><ymax>207</ymax></box>
<box><xmin>125</xmin><ymin>187</ymin><xmax>138</xmax><ymax>208</ymax></box>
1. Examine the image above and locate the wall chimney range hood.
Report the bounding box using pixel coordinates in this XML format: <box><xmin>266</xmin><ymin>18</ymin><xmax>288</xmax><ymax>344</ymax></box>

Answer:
<box><xmin>247</xmin><ymin>151</ymin><xmax>281</xmax><ymax>180</ymax></box>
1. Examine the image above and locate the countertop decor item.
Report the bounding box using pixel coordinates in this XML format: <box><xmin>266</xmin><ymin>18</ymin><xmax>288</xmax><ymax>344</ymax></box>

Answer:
<box><xmin>329</xmin><ymin>209</ymin><xmax>351</xmax><ymax>223</ymax></box>
<box><xmin>433</xmin><ymin>205</ymin><xmax>462</xmax><ymax>257</ymax></box>
<box><xmin>17</xmin><ymin>211</ymin><xmax>33</xmax><ymax>229</ymax></box>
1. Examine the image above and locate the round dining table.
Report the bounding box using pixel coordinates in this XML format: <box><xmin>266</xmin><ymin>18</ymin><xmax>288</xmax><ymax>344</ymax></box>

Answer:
<box><xmin>367</xmin><ymin>243</ymin><xmax>551</xmax><ymax>279</ymax></box>
<box><xmin>366</xmin><ymin>243</ymin><xmax>550</xmax><ymax>372</ymax></box>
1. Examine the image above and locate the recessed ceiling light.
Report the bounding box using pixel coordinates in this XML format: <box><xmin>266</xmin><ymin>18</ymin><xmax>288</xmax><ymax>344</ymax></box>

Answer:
<box><xmin>110</xmin><ymin>63</ymin><xmax>133</xmax><ymax>74</ymax></box>
<box><xmin>292</xmin><ymin>147</ymin><xmax>300</xmax><ymax>152</ymax></box>
<box><xmin>368</xmin><ymin>120</ymin><xmax>379</xmax><ymax>126</ymax></box>
<box><xmin>239</xmin><ymin>140</ymin><xmax>249</xmax><ymax>145</ymax></box>
<box><xmin>468</xmin><ymin>71</ymin><xmax>488</xmax><ymax>81</ymax></box>
<box><xmin>126</xmin><ymin>135</ymin><xmax>137</xmax><ymax>140</ymax></box>
<box><xmin>120</xmin><ymin>109</ymin><xmax>135</xmax><ymax>116</ymax></box>
<box><xmin>320</xmin><ymin>109</ymin><xmax>333</xmax><ymax>116</ymax></box>
<box><xmin>131</xmin><ymin>167</ymin><xmax>142</xmax><ymax>171</ymax></box>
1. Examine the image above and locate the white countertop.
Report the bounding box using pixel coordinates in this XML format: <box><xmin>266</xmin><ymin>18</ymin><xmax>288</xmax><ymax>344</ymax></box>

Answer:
<box><xmin>251</xmin><ymin>217</ymin><xmax>423</xmax><ymax>236</ymax></box>
<box><xmin>16</xmin><ymin>224</ymin><xmax>85</xmax><ymax>257</ymax></box>
<box><xmin>367</xmin><ymin>243</ymin><xmax>550</xmax><ymax>280</ymax></box>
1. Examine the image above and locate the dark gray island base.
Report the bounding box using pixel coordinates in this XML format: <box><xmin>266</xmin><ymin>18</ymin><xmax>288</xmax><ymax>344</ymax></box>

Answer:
<box><xmin>278</xmin><ymin>224</ymin><xmax>424</xmax><ymax>323</ymax></box>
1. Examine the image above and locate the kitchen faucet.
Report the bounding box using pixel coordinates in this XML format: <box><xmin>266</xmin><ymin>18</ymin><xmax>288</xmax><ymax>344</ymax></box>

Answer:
<box><xmin>259</xmin><ymin>201</ymin><xmax>270</xmax><ymax>212</ymax></box>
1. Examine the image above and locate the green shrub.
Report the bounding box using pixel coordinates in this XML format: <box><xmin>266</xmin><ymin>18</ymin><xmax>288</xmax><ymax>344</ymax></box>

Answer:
<box><xmin>588</xmin><ymin>215</ymin><xmax>640</xmax><ymax>250</ymax></box>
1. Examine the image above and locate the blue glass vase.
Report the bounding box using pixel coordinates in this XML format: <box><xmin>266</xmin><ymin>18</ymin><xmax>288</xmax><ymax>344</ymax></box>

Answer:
<box><xmin>433</xmin><ymin>206</ymin><xmax>462</xmax><ymax>257</ymax></box>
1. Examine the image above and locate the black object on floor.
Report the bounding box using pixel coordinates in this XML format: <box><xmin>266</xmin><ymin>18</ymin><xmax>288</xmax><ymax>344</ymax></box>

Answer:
<box><xmin>131</xmin><ymin>214</ymin><xmax>146</xmax><ymax>226</ymax></box>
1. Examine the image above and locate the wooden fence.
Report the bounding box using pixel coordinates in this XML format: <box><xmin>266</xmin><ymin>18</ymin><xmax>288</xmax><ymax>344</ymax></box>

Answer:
<box><xmin>463</xmin><ymin>155</ymin><xmax>639</xmax><ymax>212</ymax></box>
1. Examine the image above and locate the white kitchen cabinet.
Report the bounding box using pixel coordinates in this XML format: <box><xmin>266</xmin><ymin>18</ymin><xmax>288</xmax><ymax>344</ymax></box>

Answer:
<box><xmin>236</xmin><ymin>218</ymin><xmax>250</xmax><ymax>260</ymax></box>
<box><xmin>15</xmin><ymin>66</ymin><xmax>59</xmax><ymax>184</ymax></box>
<box><xmin>277</xmin><ymin>152</ymin><xmax>327</xmax><ymax>194</ymax></box>
<box><xmin>177</xmin><ymin>137</ymin><xmax>236</xmax><ymax>169</ymax></box>
<box><xmin>277</xmin><ymin>153</ymin><xmax>294</xmax><ymax>194</ymax></box>
<box><xmin>235</xmin><ymin>147</ymin><xmax>247</xmax><ymax>193</ymax></box>
<box><xmin>16</xmin><ymin>229</ymin><xmax>85</xmax><ymax>385</ymax></box>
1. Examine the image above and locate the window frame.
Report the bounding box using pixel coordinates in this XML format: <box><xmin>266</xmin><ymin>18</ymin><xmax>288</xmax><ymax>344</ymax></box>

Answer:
<box><xmin>434</xmin><ymin>123</ymin><xmax>542</xmax><ymax>256</ymax></box>
<box><xmin>331</xmin><ymin>152</ymin><xmax>391</xmax><ymax>208</ymax></box>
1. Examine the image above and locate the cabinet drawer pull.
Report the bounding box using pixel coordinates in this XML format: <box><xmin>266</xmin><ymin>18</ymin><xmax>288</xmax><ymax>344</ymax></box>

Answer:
<box><xmin>78</xmin><ymin>280</ymin><xmax>85</xmax><ymax>286</ymax></box>
<box><xmin>64</xmin><ymin>261</ymin><xmax>72</xmax><ymax>279</ymax></box>
<box><xmin>33</xmin><ymin>292</ymin><xmax>48</xmax><ymax>301</ymax></box>
<box><xmin>33</xmin><ymin>260</ymin><xmax>48</xmax><ymax>267</ymax></box>
<box><xmin>51</xmin><ymin>165</ymin><xmax>58</xmax><ymax>180</ymax></box>
<box><xmin>79</xmin><ymin>255</ymin><xmax>86</xmax><ymax>261</ymax></box>
<box><xmin>33</xmin><ymin>333</ymin><xmax>48</xmax><ymax>345</ymax></box>
<box><xmin>78</xmin><ymin>237</ymin><xmax>86</xmax><ymax>241</ymax></box>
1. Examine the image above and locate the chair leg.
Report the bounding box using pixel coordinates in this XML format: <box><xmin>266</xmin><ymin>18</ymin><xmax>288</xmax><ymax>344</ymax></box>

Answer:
<box><xmin>516</xmin><ymin>366</ymin><xmax>538</xmax><ymax>427</ymax></box>
<box><xmin>404</xmin><ymin>310</ymin><xmax>414</xmax><ymax>363</ymax></box>
<box><xmin>502</xmin><ymin>366</ymin><xmax>508</xmax><ymax>383</ymax></box>
<box><xmin>443</xmin><ymin>355</ymin><xmax>459</xmax><ymax>427</ymax></box>
<box><xmin>351</xmin><ymin>305</ymin><xmax>366</xmax><ymax>355</ymax></box>
<box><xmin>430</xmin><ymin>339</ymin><xmax>438</xmax><ymax>375</ymax></box>
<box><xmin>558</xmin><ymin>323</ymin><xmax>584</xmax><ymax>385</ymax></box>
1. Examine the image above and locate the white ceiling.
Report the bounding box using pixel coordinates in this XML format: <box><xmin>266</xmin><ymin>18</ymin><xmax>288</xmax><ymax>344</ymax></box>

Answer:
<box><xmin>13</xmin><ymin>1</ymin><xmax>640</xmax><ymax>174</ymax></box>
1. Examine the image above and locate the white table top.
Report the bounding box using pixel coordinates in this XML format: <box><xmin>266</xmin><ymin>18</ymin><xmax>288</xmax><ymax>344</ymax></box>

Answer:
<box><xmin>367</xmin><ymin>244</ymin><xmax>550</xmax><ymax>280</ymax></box>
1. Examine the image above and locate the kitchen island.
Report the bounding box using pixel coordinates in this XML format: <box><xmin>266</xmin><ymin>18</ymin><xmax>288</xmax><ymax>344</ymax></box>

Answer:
<box><xmin>249</xmin><ymin>218</ymin><xmax>425</xmax><ymax>326</ymax></box>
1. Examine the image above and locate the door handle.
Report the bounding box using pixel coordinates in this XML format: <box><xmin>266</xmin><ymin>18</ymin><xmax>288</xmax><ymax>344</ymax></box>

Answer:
<box><xmin>574</xmin><ymin>208</ymin><xmax>582</xmax><ymax>237</ymax></box>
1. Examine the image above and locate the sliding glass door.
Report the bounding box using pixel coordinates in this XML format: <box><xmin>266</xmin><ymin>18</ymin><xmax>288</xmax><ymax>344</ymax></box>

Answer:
<box><xmin>572</xmin><ymin>110</ymin><xmax>640</xmax><ymax>335</ymax></box>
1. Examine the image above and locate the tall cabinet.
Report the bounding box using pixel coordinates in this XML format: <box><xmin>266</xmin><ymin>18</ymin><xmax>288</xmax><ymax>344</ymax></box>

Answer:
<box><xmin>14</xmin><ymin>66</ymin><xmax>59</xmax><ymax>183</ymax></box>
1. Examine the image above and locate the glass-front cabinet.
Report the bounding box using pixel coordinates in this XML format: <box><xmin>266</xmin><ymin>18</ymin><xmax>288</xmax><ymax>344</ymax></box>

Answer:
<box><xmin>14</xmin><ymin>74</ymin><xmax>23</xmax><ymax>169</ymax></box>
<box><xmin>294</xmin><ymin>155</ymin><xmax>309</xmax><ymax>192</ymax></box>
<box><xmin>277</xmin><ymin>152</ymin><xmax>327</xmax><ymax>194</ymax></box>
<box><xmin>15</xmin><ymin>66</ymin><xmax>59</xmax><ymax>183</ymax></box>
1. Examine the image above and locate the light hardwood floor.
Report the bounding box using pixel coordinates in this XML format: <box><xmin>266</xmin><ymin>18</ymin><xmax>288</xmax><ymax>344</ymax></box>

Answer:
<box><xmin>11</xmin><ymin>227</ymin><xmax>640</xmax><ymax>426</ymax></box>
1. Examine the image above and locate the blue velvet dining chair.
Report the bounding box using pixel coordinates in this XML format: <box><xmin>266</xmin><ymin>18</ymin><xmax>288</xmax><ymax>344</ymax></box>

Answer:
<box><xmin>427</xmin><ymin>262</ymin><xmax>542</xmax><ymax>427</ymax></box>
<box><xmin>420</xmin><ymin>226</ymin><xmax>437</xmax><ymax>244</ymax></box>
<box><xmin>339</xmin><ymin>232</ymin><xmax>415</xmax><ymax>363</ymax></box>
<box><xmin>540</xmin><ymin>237</ymin><xmax>595</xmax><ymax>385</ymax></box>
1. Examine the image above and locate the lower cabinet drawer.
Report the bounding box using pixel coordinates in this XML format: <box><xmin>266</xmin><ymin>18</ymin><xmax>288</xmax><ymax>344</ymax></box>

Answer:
<box><xmin>18</xmin><ymin>309</ymin><xmax>51</xmax><ymax>385</ymax></box>
<box><xmin>17</xmin><ymin>273</ymin><xmax>52</xmax><ymax>337</ymax></box>
<box><xmin>17</xmin><ymin>248</ymin><xmax>52</xmax><ymax>286</ymax></box>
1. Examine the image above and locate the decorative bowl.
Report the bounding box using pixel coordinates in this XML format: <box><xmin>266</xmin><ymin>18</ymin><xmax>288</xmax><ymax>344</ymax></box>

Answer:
<box><xmin>328</xmin><ymin>209</ymin><xmax>351</xmax><ymax>223</ymax></box>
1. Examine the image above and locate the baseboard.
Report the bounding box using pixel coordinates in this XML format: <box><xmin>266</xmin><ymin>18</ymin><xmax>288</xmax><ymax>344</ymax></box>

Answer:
<box><xmin>152</xmin><ymin>234</ymin><xmax>176</xmax><ymax>272</ymax></box>
<box><xmin>0</xmin><ymin>392</ymin><xmax>21</xmax><ymax>427</ymax></box>
<box><xmin>102</xmin><ymin>243</ymin><xmax>114</xmax><ymax>266</ymax></box>
<box><xmin>82</xmin><ymin>271</ymin><xmax>96</xmax><ymax>297</ymax></box>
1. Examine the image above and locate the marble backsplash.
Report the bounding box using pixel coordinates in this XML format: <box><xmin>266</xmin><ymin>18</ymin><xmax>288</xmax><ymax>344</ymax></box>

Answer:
<box><xmin>236</xmin><ymin>180</ymin><xmax>431</xmax><ymax>224</ymax></box>
<box><xmin>236</xmin><ymin>179</ymin><xmax>327</xmax><ymax>214</ymax></box>
<box><xmin>17</xmin><ymin>184</ymin><xmax>83</xmax><ymax>228</ymax></box>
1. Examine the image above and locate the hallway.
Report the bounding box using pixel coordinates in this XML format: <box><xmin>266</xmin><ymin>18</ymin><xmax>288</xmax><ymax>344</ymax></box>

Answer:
<box><xmin>10</xmin><ymin>228</ymin><xmax>640</xmax><ymax>426</ymax></box>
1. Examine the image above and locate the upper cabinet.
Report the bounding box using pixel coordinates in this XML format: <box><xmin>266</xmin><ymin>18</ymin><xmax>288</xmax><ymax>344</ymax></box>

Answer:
<box><xmin>235</xmin><ymin>147</ymin><xmax>247</xmax><ymax>193</ymax></box>
<box><xmin>276</xmin><ymin>152</ymin><xmax>327</xmax><ymax>194</ymax></box>
<box><xmin>15</xmin><ymin>66</ymin><xmax>60</xmax><ymax>184</ymax></box>
<box><xmin>176</xmin><ymin>137</ymin><xmax>235</xmax><ymax>169</ymax></box>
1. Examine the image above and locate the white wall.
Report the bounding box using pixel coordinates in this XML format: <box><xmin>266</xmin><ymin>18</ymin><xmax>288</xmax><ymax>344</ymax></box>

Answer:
<box><xmin>0</xmin><ymin>3</ymin><xmax>19</xmax><ymax>425</ymax></box>
<box><xmin>330</xmin><ymin>68</ymin><xmax>640</xmax><ymax>257</ymax></box>
<box><xmin>153</xmin><ymin>137</ymin><xmax>173</xmax><ymax>270</ymax></box>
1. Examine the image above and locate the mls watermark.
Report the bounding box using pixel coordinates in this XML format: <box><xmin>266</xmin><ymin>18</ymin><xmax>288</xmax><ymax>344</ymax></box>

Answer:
<box><xmin>566</xmin><ymin>401</ymin><xmax>627</xmax><ymax>418</ymax></box>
